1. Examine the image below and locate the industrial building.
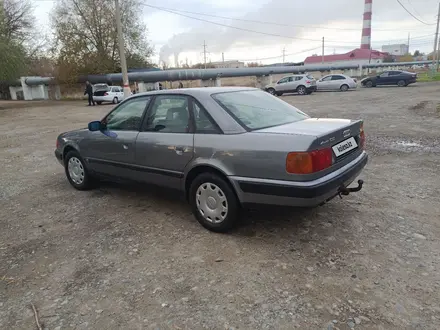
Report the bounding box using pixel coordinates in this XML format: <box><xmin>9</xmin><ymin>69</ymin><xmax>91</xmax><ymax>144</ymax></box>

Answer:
<box><xmin>210</xmin><ymin>60</ymin><xmax>245</xmax><ymax>69</ymax></box>
<box><xmin>381</xmin><ymin>44</ymin><xmax>409</xmax><ymax>56</ymax></box>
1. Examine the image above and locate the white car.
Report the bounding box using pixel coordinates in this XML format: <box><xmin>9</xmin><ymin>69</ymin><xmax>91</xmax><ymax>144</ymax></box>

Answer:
<box><xmin>93</xmin><ymin>85</ymin><xmax>125</xmax><ymax>104</ymax></box>
<box><xmin>316</xmin><ymin>74</ymin><xmax>357</xmax><ymax>92</ymax></box>
<box><xmin>264</xmin><ymin>74</ymin><xmax>317</xmax><ymax>96</ymax></box>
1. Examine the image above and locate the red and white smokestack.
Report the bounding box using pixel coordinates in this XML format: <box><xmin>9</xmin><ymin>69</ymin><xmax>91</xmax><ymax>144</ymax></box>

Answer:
<box><xmin>360</xmin><ymin>0</ymin><xmax>372</xmax><ymax>50</ymax></box>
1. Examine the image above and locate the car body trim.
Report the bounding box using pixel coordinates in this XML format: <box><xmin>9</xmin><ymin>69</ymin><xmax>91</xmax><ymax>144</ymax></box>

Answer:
<box><xmin>85</xmin><ymin>157</ymin><xmax>184</xmax><ymax>178</ymax></box>
<box><xmin>233</xmin><ymin>152</ymin><xmax>368</xmax><ymax>198</ymax></box>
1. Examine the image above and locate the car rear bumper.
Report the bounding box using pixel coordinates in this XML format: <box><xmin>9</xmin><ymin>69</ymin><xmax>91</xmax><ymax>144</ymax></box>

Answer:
<box><xmin>229</xmin><ymin>151</ymin><xmax>368</xmax><ymax>207</ymax></box>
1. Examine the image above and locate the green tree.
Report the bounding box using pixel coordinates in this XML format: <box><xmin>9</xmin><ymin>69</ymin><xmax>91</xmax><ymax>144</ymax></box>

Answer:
<box><xmin>51</xmin><ymin>0</ymin><xmax>154</xmax><ymax>82</ymax></box>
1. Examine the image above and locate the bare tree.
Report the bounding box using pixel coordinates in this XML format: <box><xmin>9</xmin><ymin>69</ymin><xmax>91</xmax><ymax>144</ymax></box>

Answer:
<box><xmin>52</xmin><ymin>0</ymin><xmax>154</xmax><ymax>81</ymax></box>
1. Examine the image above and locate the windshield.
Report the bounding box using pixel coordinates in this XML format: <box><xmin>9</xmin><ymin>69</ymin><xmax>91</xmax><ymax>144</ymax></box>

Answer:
<box><xmin>212</xmin><ymin>90</ymin><xmax>310</xmax><ymax>130</ymax></box>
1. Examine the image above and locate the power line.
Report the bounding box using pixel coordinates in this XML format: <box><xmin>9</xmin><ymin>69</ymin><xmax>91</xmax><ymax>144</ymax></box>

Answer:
<box><xmin>143</xmin><ymin>3</ymin><xmax>435</xmax><ymax>32</ymax></box>
<box><xmin>142</xmin><ymin>3</ymin><xmax>359</xmax><ymax>44</ymax></box>
<box><xmin>395</xmin><ymin>0</ymin><xmax>436</xmax><ymax>26</ymax></box>
<box><xmin>234</xmin><ymin>46</ymin><xmax>321</xmax><ymax>62</ymax></box>
<box><xmin>144</xmin><ymin>4</ymin><xmax>435</xmax><ymax>46</ymax></box>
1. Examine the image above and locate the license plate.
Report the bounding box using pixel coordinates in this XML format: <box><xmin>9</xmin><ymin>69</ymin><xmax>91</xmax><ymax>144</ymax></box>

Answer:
<box><xmin>332</xmin><ymin>137</ymin><xmax>357</xmax><ymax>157</ymax></box>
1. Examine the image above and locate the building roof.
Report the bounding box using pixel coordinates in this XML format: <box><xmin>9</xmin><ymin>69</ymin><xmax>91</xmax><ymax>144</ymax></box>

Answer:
<box><xmin>304</xmin><ymin>48</ymin><xmax>389</xmax><ymax>64</ymax></box>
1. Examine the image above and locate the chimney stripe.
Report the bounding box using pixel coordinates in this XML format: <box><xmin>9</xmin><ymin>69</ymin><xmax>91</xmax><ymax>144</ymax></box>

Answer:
<box><xmin>360</xmin><ymin>0</ymin><xmax>372</xmax><ymax>50</ymax></box>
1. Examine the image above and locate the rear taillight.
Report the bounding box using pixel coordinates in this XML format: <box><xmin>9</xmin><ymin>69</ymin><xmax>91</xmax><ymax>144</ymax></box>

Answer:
<box><xmin>360</xmin><ymin>123</ymin><xmax>366</xmax><ymax>149</ymax></box>
<box><xmin>56</xmin><ymin>138</ymin><xmax>60</xmax><ymax>149</ymax></box>
<box><xmin>306</xmin><ymin>80</ymin><xmax>311</xmax><ymax>84</ymax></box>
<box><xmin>104</xmin><ymin>92</ymin><xmax>108</xmax><ymax>96</ymax></box>
<box><xmin>286</xmin><ymin>148</ymin><xmax>333</xmax><ymax>174</ymax></box>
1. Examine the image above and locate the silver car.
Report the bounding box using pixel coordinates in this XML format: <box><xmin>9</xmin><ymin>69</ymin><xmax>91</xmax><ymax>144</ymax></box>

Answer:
<box><xmin>55</xmin><ymin>87</ymin><xmax>368</xmax><ymax>232</ymax></box>
<box><xmin>316</xmin><ymin>74</ymin><xmax>357</xmax><ymax>92</ymax></box>
<box><xmin>264</xmin><ymin>74</ymin><xmax>317</xmax><ymax>96</ymax></box>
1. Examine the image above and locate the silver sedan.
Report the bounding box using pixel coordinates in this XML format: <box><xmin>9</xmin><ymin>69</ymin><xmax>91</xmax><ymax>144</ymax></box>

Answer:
<box><xmin>55</xmin><ymin>87</ymin><xmax>368</xmax><ymax>232</ymax></box>
<box><xmin>316</xmin><ymin>74</ymin><xmax>358</xmax><ymax>91</ymax></box>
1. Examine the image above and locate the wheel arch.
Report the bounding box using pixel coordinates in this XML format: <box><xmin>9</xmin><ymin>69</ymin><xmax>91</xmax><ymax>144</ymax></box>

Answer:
<box><xmin>62</xmin><ymin>144</ymin><xmax>80</xmax><ymax>165</ymax></box>
<box><xmin>184</xmin><ymin>164</ymin><xmax>237</xmax><ymax>202</ymax></box>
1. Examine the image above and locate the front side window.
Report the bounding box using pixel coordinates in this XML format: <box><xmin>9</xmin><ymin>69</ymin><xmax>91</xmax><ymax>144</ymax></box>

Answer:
<box><xmin>212</xmin><ymin>90</ymin><xmax>309</xmax><ymax>131</ymax></box>
<box><xmin>103</xmin><ymin>96</ymin><xmax>151</xmax><ymax>131</ymax></box>
<box><xmin>277</xmin><ymin>77</ymin><xmax>289</xmax><ymax>84</ymax></box>
<box><xmin>321</xmin><ymin>76</ymin><xmax>332</xmax><ymax>81</ymax></box>
<box><xmin>380</xmin><ymin>72</ymin><xmax>389</xmax><ymax>77</ymax></box>
<box><xmin>145</xmin><ymin>95</ymin><xmax>190</xmax><ymax>133</ymax></box>
<box><xmin>331</xmin><ymin>75</ymin><xmax>345</xmax><ymax>80</ymax></box>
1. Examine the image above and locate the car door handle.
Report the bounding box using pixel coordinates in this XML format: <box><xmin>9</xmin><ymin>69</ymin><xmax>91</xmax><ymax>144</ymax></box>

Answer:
<box><xmin>122</xmin><ymin>144</ymin><xmax>128</xmax><ymax>150</ymax></box>
<box><xmin>175</xmin><ymin>146</ymin><xmax>185</xmax><ymax>155</ymax></box>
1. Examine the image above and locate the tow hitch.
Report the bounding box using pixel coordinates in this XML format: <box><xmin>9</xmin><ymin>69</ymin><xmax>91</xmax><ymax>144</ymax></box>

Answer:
<box><xmin>338</xmin><ymin>180</ymin><xmax>364</xmax><ymax>198</ymax></box>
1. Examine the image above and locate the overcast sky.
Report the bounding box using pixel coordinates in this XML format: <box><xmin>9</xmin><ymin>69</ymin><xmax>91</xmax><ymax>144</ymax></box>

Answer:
<box><xmin>34</xmin><ymin>0</ymin><xmax>438</xmax><ymax>65</ymax></box>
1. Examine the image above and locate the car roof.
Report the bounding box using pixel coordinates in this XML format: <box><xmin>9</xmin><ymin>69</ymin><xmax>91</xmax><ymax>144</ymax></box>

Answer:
<box><xmin>132</xmin><ymin>86</ymin><xmax>258</xmax><ymax>98</ymax></box>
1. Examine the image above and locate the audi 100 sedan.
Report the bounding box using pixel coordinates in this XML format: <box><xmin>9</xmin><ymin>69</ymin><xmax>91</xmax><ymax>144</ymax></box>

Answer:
<box><xmin>55</xmin><ymin>87</ymin><xmax>368</xmax><ymax>232</ymax></box>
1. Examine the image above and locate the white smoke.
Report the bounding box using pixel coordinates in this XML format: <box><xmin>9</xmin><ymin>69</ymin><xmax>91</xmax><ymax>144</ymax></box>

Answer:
<box><xmin>158</xmin><ymin>0</ymin><xmax>423</xmax><ymax>64</ymax></box>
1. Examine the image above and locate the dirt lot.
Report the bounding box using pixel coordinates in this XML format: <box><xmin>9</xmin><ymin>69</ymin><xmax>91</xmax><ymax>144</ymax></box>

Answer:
<box><xmin>1</xmin><ymin>84</ymin><xmax>440</xmax><ymax>330</ymax></box>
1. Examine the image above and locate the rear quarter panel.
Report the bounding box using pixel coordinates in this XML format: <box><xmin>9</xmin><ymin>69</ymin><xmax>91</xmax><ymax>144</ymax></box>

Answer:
<box><xmin>188</xmin><ymin>132</ymin><xmax>361</xmax><ymax>183</ymax></box>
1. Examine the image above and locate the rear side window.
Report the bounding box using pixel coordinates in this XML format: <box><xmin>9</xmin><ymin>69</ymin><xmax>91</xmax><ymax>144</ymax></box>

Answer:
<box><xmin>295</xmin><ymin>76</ymin><xmax>303</xmax><ymax>81</ymax></box>
<box><xmin>193</xmin><ymin>101</ymin><xmax>221</xmax><ymax>134</ymax></box>
<box><xmin>212</xmin><ymin>90</ymin><xmax>309</xmax><ymax>131</ymax></box>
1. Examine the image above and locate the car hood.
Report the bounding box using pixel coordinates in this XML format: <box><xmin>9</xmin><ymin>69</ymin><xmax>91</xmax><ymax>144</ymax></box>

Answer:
<box><xmin>264</xmin><ymin>82</ymin><xmax>277</xmax><ymax>89</ymax></box>
<box><xmin>361</xmin><ymin>76</ymin><xmax>375</xmax><ymax>82</ymax></box>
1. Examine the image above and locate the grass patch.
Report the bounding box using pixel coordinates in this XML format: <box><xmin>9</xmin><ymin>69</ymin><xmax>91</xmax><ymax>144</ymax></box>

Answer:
<box><xmin>417</xmin><ymin>72</ymin><xmax>440</xmax><ymax>82</ymax></box>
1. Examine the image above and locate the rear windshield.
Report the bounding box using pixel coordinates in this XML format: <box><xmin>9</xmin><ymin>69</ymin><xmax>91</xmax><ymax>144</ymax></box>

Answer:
<box><xmin>212</xmin><ymin>90</ymin><xmax>309</xmax><ymax>131</ymax></box>
<box><xmin>306</xmin><ymin>74</ymin><xmax>315</xmax><ymax>80</ymax></box>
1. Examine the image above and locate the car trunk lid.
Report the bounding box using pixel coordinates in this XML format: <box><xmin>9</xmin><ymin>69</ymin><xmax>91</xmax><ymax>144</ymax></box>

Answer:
<box><xmin>255</xmin><ymin>118</ymin><xmax>363</xmax><ymax>162</ymax></box>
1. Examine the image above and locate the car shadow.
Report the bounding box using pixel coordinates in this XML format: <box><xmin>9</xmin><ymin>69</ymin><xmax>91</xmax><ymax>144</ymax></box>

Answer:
<box><xmin>91</xmin><ymin>180</ymin><xmax>318</xmax><ymax>235</ymax></box>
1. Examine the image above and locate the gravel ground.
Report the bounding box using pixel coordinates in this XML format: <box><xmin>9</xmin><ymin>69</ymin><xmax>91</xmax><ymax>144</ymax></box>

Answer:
<box><xmin>1</xmin><ymin>84</ymin><xmax>439</xmax><ymax>330</ymax></box>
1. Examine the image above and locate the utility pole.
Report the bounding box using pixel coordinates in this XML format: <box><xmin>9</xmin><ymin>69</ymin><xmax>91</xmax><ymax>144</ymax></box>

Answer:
<box><xmin>322</xmin><ymin>37</ymin><xmax>325</xmax><ymax>64</ymax></box>
<box><xmin>115</xmin><ymin>0</ymin><xmax>130</xmax><ymax>97</ymax></box>
<box><xmin>222</xmin><ymin>52</ymin><xmax>225</xmax><ymax>63</ymax></box>
<box><xmin>433</xmin><ymin>2</ymin><xmax>440</xmax><ymax>73</ymax></box>
<box><xmin>204</xmin><ymin>41</ymin><xmax>207</xmax><ymax>69</ymax></box>
<box><xmin>407</xmin><ymin>32</ymin><xmax>410</xmax><ymax>54</ymax></box>
<box><xmin>282</xmin><ymin>47</ymin><xmax>286</xmax><ymax>63</ymax></box>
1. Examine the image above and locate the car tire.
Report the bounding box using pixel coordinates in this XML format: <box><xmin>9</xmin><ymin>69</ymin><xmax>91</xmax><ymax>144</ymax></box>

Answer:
<box><xmin>64</xmin><ymin>150</ymin><xmax>94</xmax><ymax>191</ymax></box>
<box><xmin>112</xmin><ymin>97</ymin><xmax>118</xmax><ymax>104</ymax></box>
<box><xmin>397</xmin><ymin>80</ymin><xmax>407</xmax><ymax>87</ymax></box>
<box><xmin>365</xmin><ymin>81</ymin><xmax>373</xmax><ymax>88</ymax></box>
<box><xmin>340</xmin><ymin>84</ymin><xmax>349</xmax><ymax>92</ymax></box>
<box><xmin>297</xmin><ymin>85</ymin><xmax>307</xmax><ymax>95</ymax></box>
<box><xmin>96</xmin><ymin>101</ymin><xmax>102</xmax><ymax>105</ymax></box>
<box><xmin>189</xmin><ymin>172</ymin><xmax>239</xmax><ymax>233</ymax></box>
<box><xmin>267</xmin><ymin>88</ymin><xmax>276</xmax><ymax>95</ymax></box>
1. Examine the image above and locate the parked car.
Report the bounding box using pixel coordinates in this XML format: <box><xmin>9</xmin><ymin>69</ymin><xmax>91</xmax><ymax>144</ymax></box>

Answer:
<box><xmin>93</xmin><ymin>85</ymin><xmax>125</xmax><ymax>104</ymax></box>
<box><xmin>316</xmin><ymin>74</ymin><xmax>357</xmax><ymax>92</ymax></box>
<box><xmin>264</xmin><ymin>74</ymin><xmax>317</xmax><ymax>96</ymax></box>
<box><xmin>360</xmin><ymin>70</ymin><xmax>417</xmax><ymax>87</ymax></box>
<box><xmin>55</xmin><ymin>87</ymin><xmax>367</xmax><ymax>232</ymax></box>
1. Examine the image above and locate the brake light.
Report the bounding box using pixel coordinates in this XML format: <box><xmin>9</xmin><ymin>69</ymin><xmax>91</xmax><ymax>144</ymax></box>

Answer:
<box><xmin>104</xmin><ymin>92</ymin><xmax>108</xmax><ymax>96</ymax></box>
<box><xmin>306</xmin><ymin>80</ymin><xmax>311</xmax><ymax>84</ymax></box>
<box><xmin>286</xmin><ymin>148</ymin><xmax>333</xmax><ymax>174</ymax></box>
<box><xmin>56</xmin><ymin>139</ymin><xmax>60</xmax><ymax>149</ymax></box>
<box><xmin>360</xmin><ymin>123</ymin><xmax>366</xmax><ymax>149</ymax></box>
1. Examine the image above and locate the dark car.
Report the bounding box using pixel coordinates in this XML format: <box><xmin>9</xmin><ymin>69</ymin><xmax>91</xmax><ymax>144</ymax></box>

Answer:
<box><xmin>361</xmin><ymin>70</ymin><xmax>417</xmax><ymax>88</ymax></box>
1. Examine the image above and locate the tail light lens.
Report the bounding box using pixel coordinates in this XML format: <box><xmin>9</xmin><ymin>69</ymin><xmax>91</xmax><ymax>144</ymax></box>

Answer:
<box><xmin>286</xmin><ymin>148</ymin><xmax>333</xmax><ymax>174</ymax></box>
<box><xmin>104</xmin><ymin>92</ymin><xmax>108</xmax><ymax>96</ymax></box>
<box><xmin>360</xmin><ymin>123</ymin><xmax>366</xmax><ymax>149</ymax></box>
<box><xmin>56</xmin><ymin>138</ymin><xmax>60</xmax><ymax>149</ymax></box>
<box><xmin>306</xmin><ymin>80</ymin><xmax>311</xmax><ymax>84</ymax></box>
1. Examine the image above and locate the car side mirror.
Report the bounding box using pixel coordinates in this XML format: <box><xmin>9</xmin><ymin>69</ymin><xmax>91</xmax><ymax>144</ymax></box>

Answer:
<box><xmin>377</xmin><ymin>75</ymin><xmax>381</xmax><ymax>78</ymax></box>
<box><xmin>88</xmin><ymin>120</ymin><xmax>103</xmax><ymax>131</ymax></box>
